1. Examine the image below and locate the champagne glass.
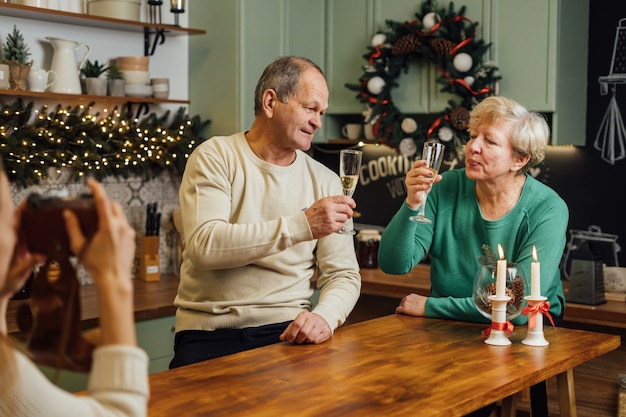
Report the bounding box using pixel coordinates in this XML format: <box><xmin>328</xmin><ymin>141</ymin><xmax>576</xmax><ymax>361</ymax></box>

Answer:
<box><xmin>409</xmin><ymin>141</ymin><xmax>445</xmax><ymax>223</ymax></box>
<box><xmin>337</xmin><ymin>149</ymin><xmax>363</xmax><ymax>235</ymax></box>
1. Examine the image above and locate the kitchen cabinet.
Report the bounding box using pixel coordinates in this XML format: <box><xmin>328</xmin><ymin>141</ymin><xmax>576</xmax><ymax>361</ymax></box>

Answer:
<box><xmin>136</xmin><ymin>315</ymin><xmax>176</xmax><ymax>374</ymax></box>
<box><xmin>189</xmin><ymin>0</ymin><xmax>326</xmax><ymax>138</ymax></box>
<box><xmin>492</xmin><ymin>0</ymin><xmax>589</xmax><ymax>145</ymax></box>
<box><xmin>189</xmin><ymin>0</ymin><xmax>588</xmax><ymax>145</ymax></box>
<box><xmin>34</xmin><ymin>315</ymin><xmax>175</xmax><ymax>393</ymax></box>
<box><xmin>0</xmin><ymin>2</ymin><xmax>204</xmax><ymax>108</ymax></box>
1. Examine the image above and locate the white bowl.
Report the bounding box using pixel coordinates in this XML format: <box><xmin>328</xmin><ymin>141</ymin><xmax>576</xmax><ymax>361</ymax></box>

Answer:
<box><xmin>120</xmin><ymin>70</ymin><xmax>150</xmax><ymax>86</ymax></box>
<box><xmin>603</xmin><ymin>266</ymin><xmax>626</xmax><ymax>293</ymax></box>
<box><xmin>125</xmin><ymin>84</ymin><xmax>152</xmax><ymax>98</ymax></box>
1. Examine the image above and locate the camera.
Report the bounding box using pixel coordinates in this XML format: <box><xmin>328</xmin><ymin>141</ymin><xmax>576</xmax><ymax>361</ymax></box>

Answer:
<box><xmin>21</xmin><ymin>193</ymin><xmax>98</xmax><ymax>255</ymax></box>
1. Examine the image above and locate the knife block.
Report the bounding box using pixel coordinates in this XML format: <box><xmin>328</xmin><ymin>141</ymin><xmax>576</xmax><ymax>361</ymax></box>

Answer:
<box><xmin>139</xmin><ymin>235</ymin><xmax>160</xmax><ymax>282</ymax></box>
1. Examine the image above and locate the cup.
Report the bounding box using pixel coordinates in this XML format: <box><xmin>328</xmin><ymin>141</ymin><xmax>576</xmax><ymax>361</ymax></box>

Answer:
<box><xmin>0</xmin><ymin>64</ymin><xmax>9</xmax><ymax>90</ymax></box>
<box><xmin>363</xmin><ymin>123</ymin><xmax>375</xmax><ymax>140</ymax></box>
<box><xmin>28</xmin><ymin>67</ymin><xmax>57</xmax><ymax>92</ymax></box>
<box><xmin>151</xmin><ymin>78</ymin><xmax>169</xmax><ymax>99</ymax></box>
<box><xmin>342</xmin><ymin>123</ymin><xmax>363</xmax><ymax>140</ymax></box>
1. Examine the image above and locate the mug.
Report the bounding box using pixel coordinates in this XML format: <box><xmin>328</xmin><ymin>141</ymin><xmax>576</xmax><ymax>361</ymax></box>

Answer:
<box><xmin>151</xmin><ymin>78</ymin><xmax>169</xmax><ymax>99</ymax></box>
<box><xmin>342</xmin><ymin>123</ymin><xmax>363</xmax><ymax>139</ymax></box>
<box><xmin>28</xmin><ymin>67</ymin><xmax>57</xmax><ymax>92</ymax></box>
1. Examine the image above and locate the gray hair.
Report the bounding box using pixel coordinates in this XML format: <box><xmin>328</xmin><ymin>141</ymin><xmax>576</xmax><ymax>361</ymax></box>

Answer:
<box><xmin>469</xmin><ymin>96</ymin><xmax>550</xmax><ymax>175</ymax></box>
<box><xmin>253</xmin><ymin>56</ymin><xmax>324</xmax><ymax>116</ymax></box>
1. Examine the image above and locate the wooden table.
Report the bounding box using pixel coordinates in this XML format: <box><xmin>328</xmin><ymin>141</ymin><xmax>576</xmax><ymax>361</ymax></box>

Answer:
<box><xmin>147</xmin><ymin>314</ymin><xmax>620</xmax><ymax>417</ymax></box>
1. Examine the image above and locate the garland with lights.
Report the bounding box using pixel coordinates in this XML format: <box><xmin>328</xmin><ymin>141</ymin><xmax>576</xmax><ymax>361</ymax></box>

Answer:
<box><xmin>346</xmin><ymin>0</ymin><xmax>500</xmax><ymax>159</ymax></box>
<box><xmin>0</xmin><ymin>98</ymin><xmax>211</xmax><ymax>188</ymax></box>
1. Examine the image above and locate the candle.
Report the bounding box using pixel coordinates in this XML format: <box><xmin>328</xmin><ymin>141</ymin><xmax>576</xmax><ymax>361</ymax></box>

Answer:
<box><xmin>531</xmin><ymin>246</ymin><xmax>541</xmax><ymax>298</ymax></box>
<box><xmin>496</xmin><ymin>244</ymin><xmax>506</xmax><ymax>298</ymax></box>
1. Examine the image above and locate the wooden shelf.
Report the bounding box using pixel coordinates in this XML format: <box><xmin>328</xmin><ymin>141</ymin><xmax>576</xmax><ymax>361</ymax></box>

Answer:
<box><xmin>0</xmin><ymin>3</ymin><xmax>206</xmax><ymax>36</ymax></box>
<box><xmin>0</xmin><ymin>88</ymin><xmax>190</xmax><ymax>106</ymax></box>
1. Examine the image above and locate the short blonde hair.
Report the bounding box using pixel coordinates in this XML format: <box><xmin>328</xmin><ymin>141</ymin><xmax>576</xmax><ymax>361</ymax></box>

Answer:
<box><xmin>469</xmin><ymin>96</ymin><xmax>549</xmax><ymax>174</ymax></box>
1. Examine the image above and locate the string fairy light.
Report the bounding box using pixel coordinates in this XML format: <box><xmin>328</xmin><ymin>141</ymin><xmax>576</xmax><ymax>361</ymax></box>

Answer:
<box><xmin>0</xmin><ymin>98</ymin><xmax>210</xmax><ymax>188</ymax></box>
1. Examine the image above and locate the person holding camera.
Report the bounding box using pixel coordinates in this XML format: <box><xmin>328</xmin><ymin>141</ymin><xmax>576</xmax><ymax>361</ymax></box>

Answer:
<box><xmin>0</xmin><ymin>159</ymin><xmax>149</xmax><ymax>417</ymax></box>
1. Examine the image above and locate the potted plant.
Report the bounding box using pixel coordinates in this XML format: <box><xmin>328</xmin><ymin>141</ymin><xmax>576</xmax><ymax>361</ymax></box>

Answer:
<box><xmin>106</xmin><ymin>63</ymin><xmax>125</xmax><ymax>96</ymax></box>
<box><xmin>80</xmin><ymin>59</ymin><xmax>109</xmax><ymax>95</ymax></box>
<box><xmin>1</xmin><ymin>25</ymin><xmax>32</xmax><ymax>91</ymax></box>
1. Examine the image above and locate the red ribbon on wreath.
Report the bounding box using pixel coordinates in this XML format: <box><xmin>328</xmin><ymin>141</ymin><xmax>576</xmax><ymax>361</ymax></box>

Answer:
<box><xmin>482</xmin><ymin>320</ymin><xmax>514</xmax><ymax>339</ymax></box>
<box><xmin>522</xmin><ymin>301</ymin><xmax>557</xmax><ymax>332</ymax></box>
<box><xmin>368</xmin><ymin>46</ymin><xmax>382</xmax><ymax>64</ymax></box>
<box><xmin>426</xmin><ymin>114</ymin><xmax>450</xmax><ymax>140</ymax></box>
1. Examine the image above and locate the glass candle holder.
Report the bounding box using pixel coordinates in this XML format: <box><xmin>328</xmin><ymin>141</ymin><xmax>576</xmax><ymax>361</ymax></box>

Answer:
<box><xmin>473</xmin><ymin>263</ymin><xmax>527</xmax><ymax>321</ymax></box>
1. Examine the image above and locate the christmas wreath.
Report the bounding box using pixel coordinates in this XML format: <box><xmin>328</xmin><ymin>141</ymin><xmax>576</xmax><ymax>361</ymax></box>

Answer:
<box><xmin>345</xmin><ymin>0</ymin><xmax>501</xmax><ymax>159</ymax></box>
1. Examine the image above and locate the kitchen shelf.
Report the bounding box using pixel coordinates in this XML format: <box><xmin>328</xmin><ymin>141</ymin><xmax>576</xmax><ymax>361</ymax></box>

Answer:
<box><xmin>0</xmin><ymin>88</ymin><xmax>189</xmax><ymax>105</ymax></box>
<box><xmin>0</xmin><ymin>3</ymin><xmax>206</xmax><ymax>36</ymax></box>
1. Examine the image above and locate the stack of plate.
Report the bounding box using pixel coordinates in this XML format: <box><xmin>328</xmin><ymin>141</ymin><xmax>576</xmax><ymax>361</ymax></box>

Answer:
<box><xmin>118</xmin><ymin>56</ymin><xmax>152</xmax><ymax>97</ymax></box>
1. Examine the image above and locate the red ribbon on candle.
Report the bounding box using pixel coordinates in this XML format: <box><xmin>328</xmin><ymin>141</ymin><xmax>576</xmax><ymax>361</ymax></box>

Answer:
<box><xmin>482</xmin><ymin>320</ymin><xmax>514</xmax><ymax>339</ymax></box>
<box><xmin>522</xmin><ymin>301</ymin><xmax>557</xmax><ymax>332</ymax></box>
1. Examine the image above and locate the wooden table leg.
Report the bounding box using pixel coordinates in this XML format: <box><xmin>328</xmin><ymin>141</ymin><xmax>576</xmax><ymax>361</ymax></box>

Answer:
<box><xmin>500</xmin><ymin>395</ymin><xmax>516</xmax><ymax>417</ymax></box>
<box><xmin>557</xmin><ymin>368</ymin><xmax>578</xmax><ymax>417</ymax></box>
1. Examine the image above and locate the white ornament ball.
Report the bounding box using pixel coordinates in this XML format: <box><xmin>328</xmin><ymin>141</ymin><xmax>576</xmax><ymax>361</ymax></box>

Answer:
<box><xmin>423</xmin><ymin>12</ymin><xmax>440</xmax><ymax>30</ymax></box>
<box><xmin>399</xmin><ymin>138</ymin><xmax>418</xmax><ymax>158</ymax></box>
<box><xmin>401</xmin><ymin>117</ymin><xmax>418</xmax><ymax>134</ymax></box>
<box><xmin>463</xmin><ymin>76</ymin><xmax>475</xmax><ymax>86</ymax></box>
<box><xmin>371</xmin><ymin>33</ymin><xmax>386</xmax><ymax>47</ymax></box>
<box><xmin>453</xmin><ymin>53</ymin><xmax>473</xmax><ymax>73</ymax></box>
<box><xmin>367</xmin><ymin>76</ymin><xmax>386</xmax><ymax>95</ymax></box>
<box><xmin>438</xmin><ymin>127</ymin><xmax>454</xmax><ymax>142</ymax></box>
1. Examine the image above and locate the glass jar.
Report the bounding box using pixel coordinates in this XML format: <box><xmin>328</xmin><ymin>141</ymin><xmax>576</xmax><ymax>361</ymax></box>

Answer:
<box><xmin>356</xmin><ymin>229</ymin><xmax>381</xmax><ymax>269</ymax></box>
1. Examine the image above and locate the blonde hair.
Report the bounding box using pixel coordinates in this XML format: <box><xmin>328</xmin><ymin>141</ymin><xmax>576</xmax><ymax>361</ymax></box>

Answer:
<box><xmin>469</xmin><ymin>96</ymin><xmax>549</xmax><ymax>174</ymax></box>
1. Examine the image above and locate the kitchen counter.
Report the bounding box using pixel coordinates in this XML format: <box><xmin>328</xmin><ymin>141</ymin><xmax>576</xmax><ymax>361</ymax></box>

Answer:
<box><xmin>8</xmin><ymin>266</ymin><xmax>626</xmax><ymax>337</ymax></box>
<box><xmin>360</xmin><ymin>264</ymin><xmax>626</xmax><ymax>330</ymax></box>
<box><xmin>7</xmin><ymin>273</ymin><xmax>179</xmax><ymax>337</ymax></box>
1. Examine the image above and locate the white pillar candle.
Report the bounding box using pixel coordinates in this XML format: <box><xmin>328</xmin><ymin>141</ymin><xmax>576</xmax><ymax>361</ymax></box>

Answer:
<box><xmin>531</xmin><ymin>246</ymin><xmax>541</xmax><ymax>298</ymax></box>
<box><xmin>496</xmin><ymin>244</ymin><xmax>506</xmax><ymax>298</ymax></box>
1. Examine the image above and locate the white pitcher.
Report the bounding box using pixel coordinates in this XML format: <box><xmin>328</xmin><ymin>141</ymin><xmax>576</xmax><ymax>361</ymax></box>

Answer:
<box><xmin>46</xmin><ymin>37</ymin><xmax>91</xmax><ymax>94</ymax></box>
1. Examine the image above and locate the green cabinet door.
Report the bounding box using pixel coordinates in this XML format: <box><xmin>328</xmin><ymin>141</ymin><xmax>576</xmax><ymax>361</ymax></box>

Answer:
<box><xmin>190</xmin><ymin>0</ymin><xmax>326</xmax><ymax>137</ymax></box>
<box><xmin>492</xmin><ymin>0</ymin><xmax>588</xmax><ymax>145</ymax></box>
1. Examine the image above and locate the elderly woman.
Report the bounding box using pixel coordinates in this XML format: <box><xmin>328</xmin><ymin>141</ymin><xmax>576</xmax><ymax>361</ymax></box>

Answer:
<box><xmin>0</xmin><ymin>160</ymin><xmax>149</xmax><ymax>417</ymax></box>
<box><xmin>378</xmin><ymin>96</ymin><xmax>569</xmax><ymax>417</ymax></box>
<box><xmin>378</xmin><ymin>95</ymin><xmax>568</xmax><ymax>325</ymax></box>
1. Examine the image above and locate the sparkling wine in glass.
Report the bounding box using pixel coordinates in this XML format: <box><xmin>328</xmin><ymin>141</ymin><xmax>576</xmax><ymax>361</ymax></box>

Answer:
<box><xmin>409</xmin><ymin>141</ymin><xmax>445</xmax><ymax>224</ymax></box>
<box><xmin>338</xmin><ymin>149</ymin><xmax>363</xmax><ymax>235</ymax></box>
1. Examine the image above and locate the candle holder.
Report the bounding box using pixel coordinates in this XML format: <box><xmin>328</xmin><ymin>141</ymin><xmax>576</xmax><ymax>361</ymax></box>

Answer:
<box><xmin>170</xmin><ymin>0</ymin><xmax>185</xmax><ymax>26</ymax></box>
<box><xmin>484</xmin><ymin>295</ymin><xmax>512</xmax><ymax>345</ymax></box>
<box><xmin>521</xmin><ymin>296</ymin><xmax>549</xmax><ymax>346</ymax></box>
<box><xmin>148</xmin><ymin>0</ymin><xmax>163</xmax><ymax>24</ymax></box>
<box><xmin>473</xmin><ymin>263</ymin><xmax>527</xmax><ymax>321</ymax></box>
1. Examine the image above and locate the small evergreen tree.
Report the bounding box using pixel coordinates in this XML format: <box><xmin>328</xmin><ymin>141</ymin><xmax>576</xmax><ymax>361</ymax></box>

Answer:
<box><xmin>2</xmin><ymin>25</ymin><xmax>31</xmax><ymax>65</ymax></box>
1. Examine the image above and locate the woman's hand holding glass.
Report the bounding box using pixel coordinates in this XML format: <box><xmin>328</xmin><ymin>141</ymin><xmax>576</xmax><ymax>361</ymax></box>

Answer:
<box><xmin>407</xmin><ymin>141</ymin><xmax>445</xmax><ymax>223</ymax></box>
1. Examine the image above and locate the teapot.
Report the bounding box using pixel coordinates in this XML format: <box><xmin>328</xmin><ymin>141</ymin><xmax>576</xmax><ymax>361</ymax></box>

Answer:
<box><xmin>28</xmin><ymin>66</ymin><xmax>57</xmax><ymax>92</ymax></box>
<box><xmin>46</xmin><ymin>37</ymin><xmax>91</xmax><ymax>94</ymax></box>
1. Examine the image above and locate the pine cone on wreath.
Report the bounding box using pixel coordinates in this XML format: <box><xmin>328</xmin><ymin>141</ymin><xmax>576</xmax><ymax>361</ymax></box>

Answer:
<box><xmin>392</xmin><ymin>34</ymin><xmax>422</xmax><ymax>56</ymax></box>
<box><xmin>431</xmin><ymin>38</ymin><xmax>456</xmax><ymax>57</ymax></box>
<box><xmin>450</xmin><ymin>107</ymin><xmax>470</xmax><ymax>130</ymax></box>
